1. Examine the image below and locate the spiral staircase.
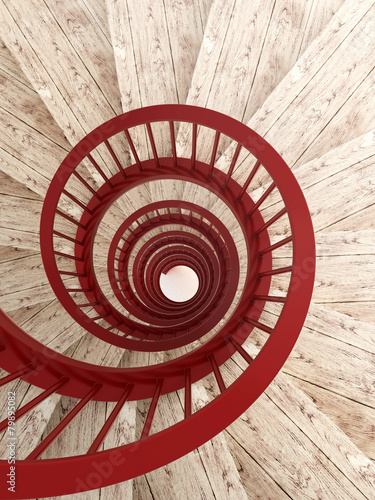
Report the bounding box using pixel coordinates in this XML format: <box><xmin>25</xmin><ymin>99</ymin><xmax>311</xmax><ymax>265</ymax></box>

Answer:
<box><xmin>0</xmin><ymin>1</ymin><xmax>374</xmax><ymax>499</ymax></box>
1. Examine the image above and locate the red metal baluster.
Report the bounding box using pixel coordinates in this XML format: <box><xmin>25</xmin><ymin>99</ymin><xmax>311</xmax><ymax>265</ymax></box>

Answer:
<box><xmin>247</xmin><ymin>181</ymin><xmax>276</xmax><ymax>217</ymax></box>
<box><xmin>0</xmin><ymin>377</ymin><xmax>69</xmax><ymax>433</ymax></box>
<box><xmin>0</xmin><ymin>365</ymin><xmax>35</xmax><ymax>388</ymax></box>
<box><xmin>258</xmin><ymin>265</ymin><xmax>293</xmax><ymax>278</ymax></box>
<box><xmin>104</xmin><ymin>139</ymin><xmax>127</xmax><ymax>179</ymax></box>
<box><xmin>87</xmin><ymin>153</ymin><xmax>113</xmax><ymax>187</ymax></box>
<box><xmin>87</xmin><ymin>384</ymin><xmax>133</xmax><ymax>454</ymax></box>
<box><xmin>255</xmin><ymin>207</ymin><xmax>288</xmax><ymax>236</ymax></box>
<box><xmin>253</xmin><ymin>295</ymin><xmax>287</xmax><ymax>303</ymax></box>
<box><xmin>184</xmin><ymin>368</ymin><xmax>192</xmax><ymax>419</ymax></box>
<box><xmin>209</xmin><ymin>130</ymin><xmax>220</xmax><ymax>177</ymax></box>
<box><xmin>223</xmin><ymin>143</ymin><xmax>242</xmax><ymax>189</ymax></box>
<box><xmin>140</xmin><ymin>379</ymin><xmax>163</xmax><ymax>440</ymax></box>
<box><xmin>52</xmin><ymin>230</ymin><xmax>84</xmax><ymax>246</ymax></box>
<box><xmin>237</xmin><ymin>159</ymin><xmax>262</xmax><ymax>201</ymax></box>
<box><xmin>208</xmin><ymin>354</ymin><xmax>226</xmax><ymax>393</ymax></box>
<box><xmin>169</xmin><ymin>121</ymin><xmax>177</xmax><ymax>168</ymax></box>
<box><xmin>228</xmin><ymin>337</ymin><xmax>254</xmax><ymax>365</ymax></box>
<box><xmin>259</xmin><ymin>235</ymin><xmax>293</xmax><ymax>256</ymax></box>
<box><xmin>26</xmin><ymin>383</ymin><xmax>102</xmax><ymax>461</ymax></box>
<box><xmin>124</xmin><ymin>129</ymin><xmax>143</xmax><ymax>172</ymax></box>
<box><xmin>62</xmin><ymin>189</ymin><xmax>93</xmax><ymax>214</ymax></box>
<box><xmin>191</xmin><ymin>123</ymin><xmax>197</xmax><ymax>170</ymax></box>
<box><xmin>72</xmin><ymin>170</ymin><xmax>103</xmax><ymax>200</ymax></box>
<box><xmin>146</xmin><ymin>122</ymin><xmax>160</xmax><ymax>168</ymax></box>
<box><xmin>55</xmin><ymin>210</ymin><xmax>87</xmax><ymax>229</ymax></box>
<box><xmin>243</xmin><ymin>317</ymin><xmax>273</xmax><ymax>334</ymax></box>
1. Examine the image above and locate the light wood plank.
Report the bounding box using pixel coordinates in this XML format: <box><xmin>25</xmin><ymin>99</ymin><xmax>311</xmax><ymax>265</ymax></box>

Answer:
<box><xmin>298</xmin><ymin>66</ymin><xmax>375</xmax><ymax>166</ymax></box>
<box><xmin>82</xmin><ymin>0</ymin><xmax>112</xmax><ymax>42</ymax></box>
<box><xmin>260</xmin><ymin>152</ymin><xmax>375</xmax><ymax>236</ymax></box>
<box><xmin>0</xmin><ymin>245</ymin><xmax>37</xmax><ymax>264</ymax></box>
<box><xmin>0</xmin><ymin>194</ymin><xmax>42</xmax><ymax>233</ymax></box>
<box><xmin>0</xmin><ymin>0</ymin><xmax>133</xmax><ymax>194</ymax></box>
<box><xmin>272</xmin><ymin>253</ymin><xmax>375</xmax><ymax>304</ymax></box>
<box><xmin>0</xmin><ymin>0</ymin><xmax>118</xmax><ymax>142</ymax></box>
<box><xmin>43</xmin><ymin>0</ymin><xmax>122</xmax><ymax>116</ymax></box>
<box><xmin>162</xmin><ymin>0</ymin><xmax>209</xmax><ymax>104</ymax></box>
<box><xmin>323</xmin><ymin>301</ymin><xmax>375</xmax><ymax>325</ymax></box>
<box><xmin>224</xmin><ymin>430</ymin><xmax>291</xmax><ymax>499</ymax></box>
<box><xmin>139</xmin><ymin>391</ymin><xmax>217</xmax><ymax>500</ymax></box>
<box><xmin>299</xmin><ymin>0</ymin><xmax>345</xmax><ymax>55</ymax></box>
<box><xmin>0</xmin><ymin>39</ymin><xmax>30</xmax><ymax>88</ymax></box>
<box><xmin>224</xmin><ymin>353</ymin><xmax>375</xmax><ymax>499</ymax></box>
<box><xmin>326</xmin><ymin>202</ymin><xmax>375</xmax><ymax>232</ymax></box>
<box><xmin>178</xmin><ymin>0</ymin><xmax>344</xmax><ymax>160</ymax></box>
<box><xmin>190</xmin><ymin>384</ymin><xmax>249</xmax><ymax>500</ymax></box>
<box><xmin>249</xmin><ymin>128</ymin><xmax>375</xmax><ymax>209</ymax></box>
<box><xmin>250</xmin><ymin>0</ymin><xmax>374</xmax><ymax>151</ymax></box>
<box><xmin>290</xmin><ymin>375</ymin><xmax>375</xmax><ymax>460</ymax></box>
<box><xmin>0</xmin><ymin>170</ymin><xmax>43</xmax><ymax>201</ymax></box>
<box><xmin>218</xmin><ymin>0</ymin><xmax>375</xmax><ymax>180</ymax></box>
<box><xmin>251</xmin><ymin>308</ymin><xmax>375</xmax><ymax>409</ymax></box>
<box><xmin>0</xmin><ymin>67</ymin><xmax>69</xmax><ymax>150</ymax></box>
<box><xmin>300</xmin><ymin>301</ymin><xmax>375</xmax><ymax>355</ymax></box>
<box><xmin>275</xmin><ymin>230</ymin><xmax>375</xmax><ymax>261</ymax></box>
<box><xmin>0</xmin><ymin>342</ymin><xmax>78</xmax><ymax>461</ymax></box>
<box><xmin>0</xmin><ymin>226</ymin><xmax>108</xmax><ymax>255</ymax></box>
<box><xmin>243</xmin><ymin>0</ymin><xmax>344</xmax><ymax>123</ymax></box>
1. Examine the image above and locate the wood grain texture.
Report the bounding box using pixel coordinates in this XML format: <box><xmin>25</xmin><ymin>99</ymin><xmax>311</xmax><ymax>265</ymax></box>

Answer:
<box><xmin>290</xmin><ymin>375</ymin><xmax>375</xmax><ymax>460</ymax></box>
<box><xmin>0</xmin><ymin>0</ymin><xmax>133</xmax><ymax>195</ymax></box>
<box><xmin>44</xmin><ymin>0</ymin><xmax>122</xmax><ymax>115</ymax></box>
<box><xmin>224</xmin><ymin>430</ymin><xmax>291</xmax><ymax>499</ymax></box>
<box><xmin>0</xmin><ymin>170</ymin><xmax>43</xmax><ymax>201</ymax></box>
<box><xmin>218</xmin><ymin>0</ymin><xmax>375</xmax><ymax>179</ymax></box>
<box><xmin>178</xmin><ymin>0</ymin><xmax>344</xmax><ymax>160</ymax></box>
<box><xmin>0</xmin><ymin>67</ymin><xmax>69</xmax><ymax>150</ymax></box>
<box><xmin>251</xmin><ymin>308</ymin><xmax>375</xmax><ymax>409</ymax></box>
<box><xmin>0</xmin><ymin>0</ymin><xmax>119</xmax><ymax>142</ymax></box>
<box><xmin>299</xmin><ymin>0</ymin><xmax>345</xmax><ymax>55</ymax></box>
<box><xmin>259</xmin><ymin>152</ymin><xmax>375</xmax><ymax>236</ymax></box>
<box><xmin>249</xmin><ymin>128</ymin><xmax>375</xmax><ymax>208</ymax></box>
<box><xmin>223</xmin><ymin>353</ymin><xmax>375</xmax><ymax>500</ymax></box>
<box><xmin>323</xmin><ymin>301</ymin><xmax>375</xmax><ymax>324</ymax></box>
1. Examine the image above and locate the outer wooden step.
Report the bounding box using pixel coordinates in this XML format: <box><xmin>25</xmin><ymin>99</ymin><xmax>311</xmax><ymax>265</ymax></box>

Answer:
<box><xmin>177</xmin><ymin>0</ymin><xmax>344</xmax><ymax>159</ymax></box>
<box><xmin>223</xmin><ymin>349</ymin><xmax>375</xmax><ymax>499</ymax></box>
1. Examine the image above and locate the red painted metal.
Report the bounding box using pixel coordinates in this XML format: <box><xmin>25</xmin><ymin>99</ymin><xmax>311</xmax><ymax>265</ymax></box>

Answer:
<box><xmin>0</xmin><ymin>104</ymin><xmax>315</xmax><ymax>499</ymax></box>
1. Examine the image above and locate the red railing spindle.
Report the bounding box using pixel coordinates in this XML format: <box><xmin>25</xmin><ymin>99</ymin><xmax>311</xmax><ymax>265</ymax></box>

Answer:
<box><xmin>247</xmin><ymin>181</ymin><xmax>276</xmax><ymax>217</ymax></box>
<box><xmin>169</xmin><ymin>121</ymin><xmax>177</xmax><ymax>168</ymax></box>
<box><xmin>87</xmin><ymin>384</ymin><xmax>133</xmax><ymax>454</ymax></box>
<box><xmin>259</xmin><ymin>235</ymin><xmax>293</xmax><ymax>256</ymax></box>
<box><xmin>124</xmin><ymin>129</ymin><xmax>143</xmax><ymax>172</ymax></box>
<box><xmin>0</xmin><ymin>377</ymin><xmax>69</xmax><ymax>433</ymax></box>
<box><xmin>223</xmin><ymin>143</ymin><xmax>242</xmax><ymax>189</ymax></box>
<box><xmin>140</xmin><ymin>379</ymin><xmax>163</xmax><ymax>440</ymax></box>
<box><xmin>191</xmin><ymin>123</ymin><xmax>197</xmax><ymax>170</ymax></box>
<box><xmin>72</xmin><ymin>170</ymin><xmax>103</xmax><ymax>200</ymax></box>
<box><xmin>86</xmin><ymin>154</ymin><xmax>113</xmax><ymax>187</ymax></box>
<box><xmin>237</xmin><ymin>159</ymin><xmax>262</xmax><ymax>201</ymax></box>
<box><xmin>104</xmin><ymin>139</ymin><xmax>127</xmax><ymax>179</ymax></box>
<box><xmin>26</xmin><ymin>383</ymin><xmax>102</xmax><ymax>460</ymax></box>
<box><xmin>258</xmin><ymin>265</ymin><xmax>293</xmax><ymax>278</ymax></box>
<box><xmin>209</xmin><ymin>130</ymin><xmax>220</xmax><ymax>177</ymax></box>
<box><xmin>0</xmin><ymin>365</ymin><xmax>35</xmax><ymax>388</ymax></box>
<box><xmin>228</xmin><ymin>337</ymin><xmax>254</xmax><ymax>365</ymax></box>
<box><xmin>184</xmin><ymin>368</ymin><xmax>192</xmax><ymax>419</ymax></box>
<box><xmin>243</xmin><ymin>317</ymin><xmax>273</xmax><ymax>334</ymax></box>
<box><xmin>208</xmin><ymin>354</ymin><xmax>226</xmax><ymax>393</ymax></box>
<box><xmin>255</xmin><ymin>207</ymin><xmax>288</xmax><ymax>235</ymax></box>
<box><xmin>146</xmin><ymin>122</ymin><xmax>160</xmax><ymax>168</ymax></box>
